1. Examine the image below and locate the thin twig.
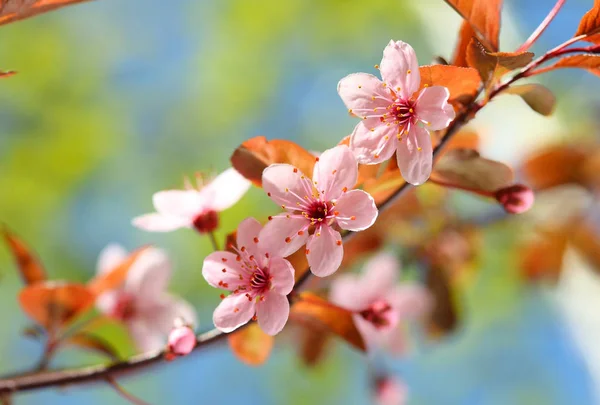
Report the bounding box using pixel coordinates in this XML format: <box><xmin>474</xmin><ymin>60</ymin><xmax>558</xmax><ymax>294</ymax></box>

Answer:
<box><xmin>516</xmin><ymin>0</ymin><xmax>566</xmax><ymax>53</ymax></box>
<box><xmin>106</xmin><ymin>377</ymin><xmax>152</xmax><ymax>405</ymax></box>
<box><xmin>208</xmin><ymin>232</ymin><xmax>220</xmax><ymax>251</ymax></box>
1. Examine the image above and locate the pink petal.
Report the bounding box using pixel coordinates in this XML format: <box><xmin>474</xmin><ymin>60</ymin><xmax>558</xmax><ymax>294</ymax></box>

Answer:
<box><xmin>258</xmin><ymin>214</ymin><xmax>309</xmax><ymax>257</ymax></box>
<box><xmin>306</xmin><ymin>225</ymin><xmax>343</xmax><ymax>277</ymax></box>
<box><xmin>349</xmin><ymin>121</ymin><xmax>398</xmax><ymax>165</ymax></box>
<box><xmin>128</xmin><ymin>317</ymin><xmax>166</xmax><ymax>352</ymax></box>
<box><xmin>131</xmin><ymin>213</ymin><xmax>191</xmax><ymax>232</ymax></box>
<box><xmin>256</xmin><ymin>293</ymin><xmax>290</xmax><ymax>335</ymax></box>
<box><xmin>202</xmin><ymin>168</ymin><xmax>251</xmax><ymax>211</ymax></box>
<box><xmin>268</xmin><ymin>257</ymin><xmax>295</xmax><ymax>295</ymax></box>
<box><xmin>354</xmin><ymin>314</ymin><xmax>406</xmax><ymax>354</ymax></box>
<box><xmin>213</xmin><ymin>293</ymin><xmax>255</xmax><ymax>333</ymax></box>
<box><xmin>380</xmin><ymin>40</ymin><xmax>421</xmax><ymax>100</ymax></box>
<box><xmin>153</xmin><ymin>190</ymin><xmax>205</xmax><ymax>218</ymax></box>
<box><xmin>360</xmin><ymin>252</ymin><xmax>400</xmax><ymax>302</ymax></box>
<box><xmin>395</xmin><ymin>125</ymin><xmax>433</xmax><ymax>185</ymax></box>
<box><xmin>124</xmin><ymin>247</ymin><xmax>171</xmax><ymax>297</ymax></box>
<box><xmin>334</xmin><ymin>189</ymin><xmax>378</xmax><ymax>231</ymax></box>
<box><xmin>144</xmin><ymin>294</ymin><xmax>198</xmax><ymax>331</ymax></box>
<box><xmin>202</xmin><ymin>251</ymin><xmax>245</xmax><ymax>291</ymax></box>
<box><xmin>312</xmin><ymin>145</ymin><xmax>358</xmax><ymax>200</ymax></box>
<box><xmin>415</xmin><ymin>86</ymin><xmax>455</xmax><ymax>130</ymax></box>
<box><xmin>96</xmin><ymin>290</ymin><xmax>119</xmax><ymax>315</ymax></box>
<box><xmin>96</xmin><ymin>243</ymin><xmax>127</xmax><ymax>275</ymax></box>
<box><xmin>262</xmin><ymin>164</ymin><xmax>315</xmax><ymax>209</ymax></box>
<box><xmin>376</xmin><ymin>378</ymin><xmax>408</xmax><ymax>405</ymax></box>
<box><xmin>236</xmin><ymin>217</ymin><xmax>263</xmax><ymax>257</ymax></box>
<box><xmin>337</xmin><ymin>73</ymin><xmax>392</xmax><ymax>119</ymax></box>
<box><xmin>329</xmin><ymin>275</ymin><xmax>371</xmax><ymax>311</ymax></box>
<box><xmin>387</xmin><ymin>284</ymin><xmax>431</xmax><ymax>320</ymax></box>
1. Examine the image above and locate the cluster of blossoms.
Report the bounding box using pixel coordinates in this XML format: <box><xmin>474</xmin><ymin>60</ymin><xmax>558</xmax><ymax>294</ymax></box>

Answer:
<box><xmin>126</xmin><ymin>40</ymin><xmax>452</xmax><ymax>350</ymax></box>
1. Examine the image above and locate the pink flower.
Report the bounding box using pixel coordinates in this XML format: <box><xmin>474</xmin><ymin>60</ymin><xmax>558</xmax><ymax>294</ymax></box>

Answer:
<box><xmin>495</xmin><ymin>184</ymin><xmax>535</xmax><ymax>214</ymax></box>
<box><xmin>132</xmin><ymin>168</ymin><xmax>251</xmax><ymax>233</ymax></box>
<box><xmin>95</xmin><ymin>244</ymin><xmax>197</xmax><ymax>352</ymax></box>
<box><xmin>259</xmin><ymin>145</ymin><xmax>378</xmax><ymax>277</ymax></box>
<box><xmin>375</xmin><ymin>377</ymin><xmax>408</xmax><ymax>405</ymax></box>
<box><xmin>337</xmin><ymin>40</ymin><xmax>455</xmax><ymax>185</ymax></box>
<box><xmin>329</xmin><ymin>252</ymin><xmax>430</xmax><ymax>354</ymax></box>
<box><xmin>168</xmin><ymin>324</ymin><xmax>196</xmax><ymax>356</ymax></box>
<box><xmin>202</xmin><ymin>217</ymin><xmax>295</xmax><ymax>335</ymax></box>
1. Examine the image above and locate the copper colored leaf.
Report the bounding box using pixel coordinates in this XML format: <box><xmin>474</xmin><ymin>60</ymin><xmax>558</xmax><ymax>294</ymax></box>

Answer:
<box><xmin>426</xmin><ymin>266</ymin><xmax>458</xmax><ymax>337</ymax></box>
<box><xmin>0</xmin><ymin>0</ymin><xmax>91</xmax><ymax>26</ymax></box>
<box><xmin>2</xmin><ymin>228</ymin><xmax>46</xmax><ymax>285</ymax></box>
<box><xmin>547</xmin><ymin>54</ymin><xmax>600</xmax><ymax>77</ymax></box>
<box><xmin>431</xmin><ymin>149</ymin><xmax>514</xmax><ymax>193</ymax></box>
<box><xmin>63</xmin><ymin>332</ymin><xmax>120</xmax><ymax>361</ymax></box>
<box><xmin>444</xmin><ymin>129</ymin><xmax>480</xmax><ymax>151</ymax></box>
<box><xmin>522</xmin><ymin>146</ymin><xmax>588</xmax><ymax>190</ymax></box>
<box><xmin>418</xmin><ymin>65</ymin><xmax>481</xmax><ymax>101</ymax></box>
<box><xmin>19</xmin><ymin>281</ymin><xmax>95</xmax><ymax>330</ymax></box>
<box><xmin>0</xmin><ymin>71</ymin><xmax>16</xmax><ymax>78</ymax></box>
<box><xmin>503</xmin><ymin>84</ymin><xmax>556</xmax><ymax>116</ymax></box>
<box><xmin>298</xmin><ymin>323</ymin><xmax>331</xmax><ymax>367</ymax></box>
<box><xmin>230</xmin><ymin>136</ymin><xmax>316</xmax><ymax>187</ymax></box>
<box><xmin>452</xmin><ymin>21</ymin><xmax>477</xmax><ymax>67</ymax></box>
<box><xmin>520</xmin><ymin>233</ymin><xmax>567</xmax><ymax>283</ymax></box>
<box><xmin>570</xmin><ymin>224</ymin><xmax>600</xmax><ymax>272</ymax></box>
<box><xmin>575</xmin><ymin>0</ymin><xmax>600</xmax><ymax>41</ymax></box>
<box><xmin>87</xmin><ymin>246</ymin><xmax>149</xmax><ymax>296</ymax></box>
<box><xmin>444</xmin><ymin>0</ymin><xmax>503</xmax><ymax>51</ymax></box>
<box><xmin>291</xmin><ymin>292</ymin><xmax>366</xmax><ymax>351</ymax></box>
<box><xmin>466</xmin><ymin>38</ymin><xmax>533</xmax><ymax>86</ymax></box>
<box><xmin>228</xmin><ymin>323</ymin><xmax>273</xmax><ymax>366</ymax></box>
<box><xmin>288</xmin><ymin>248</ymin><xmax>309</xmax><ymax>282</ymax></box>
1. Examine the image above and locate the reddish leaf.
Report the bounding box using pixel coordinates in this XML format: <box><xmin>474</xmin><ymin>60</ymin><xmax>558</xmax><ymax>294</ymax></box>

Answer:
<box><xmin>418</xmin><ymin>65</ymin><xmax>481</xmax><ymax>102</ymax></box>
<box><xmin>546</xmin><ymin>54</ymin><xmax>600</xmax><ymax>77</ymax></box>
<box><xmin>520</xmin><ymin>233</ymin><xmax>567</xmax><ymax>283</ymax></box>
<box><xmin>452</xmin><ymin>21</ymin><xmax>477</xmax><ymax>67</ymax></box>
<box><xmin>288</xmin><ymin>248</ymin><xmax>309</xmax><ymax>283</ymax></box>
<box><xmin>228</xmin><ymin>323</ymin><xmax>274</xmax><ymax>366</ymax></box>
<box><xmin>443</xmin><ymin>129</ymin><xmax>480</xmax><ymax>151</ymax></box>
<box><xmin>0</xmin><ymin>71</ymin><xmax>16</xmax><ymax>78</ymax></box>
<box><xmin>430</xmin><ymin>149</ymin><xmax>514</xmax><ymax>193</ymax></box>
<box><xmin>426</xmin><ymin>266</ymin><xmax>458</xmax><ymax>337</ymax></box>
<box><xmin>2</xmin><ymin>228</ymin><xmax>46</xmax><ymax>285</ymax></box>
<box><xmin>297</xmin><ymin>322</ymin><xmax>331</xmax><ymax>367</ymax></box>
<box><xmin>230</xmin><ymin>136</ymin><xmax>316</xmax><ymax>187</ymax></box>
<box><xmin>444</xmin><ymin>0</ymin><xmax>503</xmax><ymax>51</ymax></box>
<box><xmin>87</xmin><ymin>246</ymin><xmax>149</xmax><ymax>296</ymax></box>
<box><xmin>570</xmin><ymin>223</ymin><xmax>600</xmax><ymax>272</ymax></box>
<box><xmin>291</xmin><ymin>292</ymin><xmax>366</xmax><ymax>351</ymax></box>
<box><xmin>466</xmin><ymin>38</ymin><xmax>533</xmax><ymax>86</ymax></box>
<box><xmin>503</xmin><ymin>84</ymin><xmax>556</xmax><ymax>116</ymax></box>
<box><xmin>19</xmin><ymin>281</ymin><xmax>95</xmax><ymax>331</ymax></box>
<box><xmin>62</xmin><ymin>332</ymin><xmax>120</xmax><ymax>361</ymax></box>
<box><xmin>575</xmin><ymin>0</ymin><xmax>600</xmax><ymax>42</ymax></box>
<box><xmin>0</xmin><ymin>0</ymin><xmax>91</xmax><ymax>26</ymax></box>
<box><xmin>522</xmin><ymin>146</ymin><xmax>589</xmax><ymax>190</ymax></box>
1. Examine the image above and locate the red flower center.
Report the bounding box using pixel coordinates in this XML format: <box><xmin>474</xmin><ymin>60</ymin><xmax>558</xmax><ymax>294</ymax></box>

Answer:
<box><xmin>111</xmin><ymin>293</ymin><xmax>136</xmax><ymax>321</ymax></box>
<box><xmin>249</xmin><ymin>267</ymin><xmax>271</xmax><ymax>293</ymax></box>
<box><xmin>359</xmin><ymin>299</ymin><xmax>397</xmax><ymax>330</ymax></box>
<box><xmin>305</xmin><ymin>200</ymin><xmax>332</xmax><ymax>223</ymax></box>
<box><xmin>383</xmin><ymin>98</ymin><xmax>416</xmax><ymax>133</ymax></box>
<box><xmin>192</xmin><ymin>210</ymin><xmax>219</xmax><ymax>233</ymax></box>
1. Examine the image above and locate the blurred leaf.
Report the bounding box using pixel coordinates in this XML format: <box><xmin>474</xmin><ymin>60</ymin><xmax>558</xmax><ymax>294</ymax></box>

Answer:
<box><xmin>291</xmin><ymin>292</ymin><xmax>365</xmax><ymax>351</ymax></box>
<box><xmin>0</xmin><ymin>70</ymin><xmax>16</xmax><ymax>78</ymax></box>
<box><xmin>444</xmin><ymin>0</ymin><xmax>503</xmax><ymax>51</ymax></box>
<box><xmin>570</xmin><ymin>224</ymin><xmax>600</xmax><ymax>272</ymax></box>
<box><xmin>0</xmin><ymin>0</ymin><xmax>91</xmax><ymax>26</ymax></box>
<box><xmin>230</xmin><ymin>136</ymin><xmax>316</xmax><ymax>187</ymax></box>
<box><xmin>2</xmin><ymin>228</ymin><xmax>46</xmax><ymax>285</ymax></box>
<box><xmin>418</xmin><ymin>65</ymin><xmax>481</xmax><ymax>102</ymax></box>
<box><xmin>298</xmin><ymin>322</ymin><xmax>331</xmax><ymax>367</ymax></box>
<box><xmin>430</xmin><ymin>149</ymin><xmax>514</xmax><ymax>193</ymax></box>
<box><xmin>520</xmin><ymin>233</ymin><xmax>567</xmax><ymax>283</ymax></box>
<box><xmin>444</xmin><ymin>129</ymin><xmax>480</xmax><ymax>151</ymax></box>
<box><xmin>426</xmin><ymin>266</ymin><xmax>458</xmax><ymax>337</ymax></box>
<box><xmin>288</xmin><ymin>248</ymin><xmax>309</xmax><ymax>283</ymax></box>
<box><xmin>452</xmin><ymin>21</ymin><xmax>477</xmax><ymax>67</ymax></box>
<box><xmin>228</xmin><ymin>323</ymin><xmax>273</xmax><ymax>366</ymax></box>
<box><xmin>466</xmin><ymin>38</ymin><xmax>533</xmax><ymax>87</ymax></box>
<box><xmin>87</xmin><ymin>246</ymin><xmax>149</xmax><ymax>297</ymax></box>
<box><xmin>522</xmin><ymin>146</ymin><xmax>589</xmax><ymax>190</ymax></box>
<box><xmin>503</xmin><ymin>84</ymin><xmax>556</xmax><ymax>116</ymax></box>
<box><xmin>22</xmin><ymin>324</ymin><xmax>45</xmax><ymax>340</ymax></box>
<box><xmin>62</xmin><ymin>332</ymin><xmax>120</xmax><ymax>361</ymax></box>
<box><xmin>575</xmin><ymin>0</ymin><xmax>600</xmax><ymax>42</ymax></box>
<box><xmin>19</xmin><ymin>281</ymin><xmax>95</xmax><ymax>331</ymax></box>
<box><xmin>546</xmin><ymin>54</ymin><xmax>600</xmax><ymax>77</ymax></box>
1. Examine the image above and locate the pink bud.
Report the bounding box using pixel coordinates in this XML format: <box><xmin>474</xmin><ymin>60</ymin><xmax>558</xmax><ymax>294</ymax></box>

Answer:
<box><xmin>168</xmin><ymin>325</ymin><xmax>196</xmax><ymax>356</ymax></box>
<box><xmin>375</xmin><ymin>377</ymin><xmax>407</xmax><ymax>405</ymax></box>
<box><xmin>495</xmin><ymin>184</ymin><xmax>534</xmax><ymax>214</ymax></box>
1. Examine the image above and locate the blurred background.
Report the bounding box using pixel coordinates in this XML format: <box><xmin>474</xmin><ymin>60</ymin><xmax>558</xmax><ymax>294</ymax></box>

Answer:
<box><xmin>0</xmin><ymin>0</ymin><xmax>599</xmax><ymax>403</ymax></box>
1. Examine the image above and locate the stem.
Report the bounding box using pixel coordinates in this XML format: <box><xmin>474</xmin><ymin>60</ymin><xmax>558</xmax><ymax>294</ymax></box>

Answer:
<box><xmin>106</xmin><ymin>377</ymin><xmax>151</xmax><ymax>405</ymax></box>
<box><xmin>208</xmin><ymin>232</ymin><xmax>220</xmax><ymax>251</ymax></box>
<box><xmin>516</xmin><ymin>0</ymin><xmax>566</xmax><ymax>53</ymax></box>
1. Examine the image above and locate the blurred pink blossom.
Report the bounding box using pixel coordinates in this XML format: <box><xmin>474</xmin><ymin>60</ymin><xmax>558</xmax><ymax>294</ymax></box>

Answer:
<box><xmin>375</xmin><ymin>377</ymin><xmax>408</xmax><ymax>405</ymax></box>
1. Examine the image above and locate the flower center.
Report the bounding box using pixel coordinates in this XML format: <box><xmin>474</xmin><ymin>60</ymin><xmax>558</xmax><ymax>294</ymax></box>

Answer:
<box><xmin>192</xmin><ymin>210</ymin><xmax>219</xmax><ymax>233</ymax></box>
<box><xmin>383</xmin><ymin>98</ymin><xmax>416</xmax><ymax>135</ymax></box>
<box><xmin>359</xmin><ymin>299</ymin><xmax>398</xmax><ymax>330</ymax></box>
<box><xmin>249</xmin><ymin>267</ymin><xmax>271</xmax><ymax>293</ymax></box>
<box><xmin>304</xmin><ymin>200</ymin><xmax>333</xmax><ymax>224</ymax></box>
<box><xmin>111</xmin><ymin>293</ymin><xmax>136</xmax><ymax>321</ymax></box>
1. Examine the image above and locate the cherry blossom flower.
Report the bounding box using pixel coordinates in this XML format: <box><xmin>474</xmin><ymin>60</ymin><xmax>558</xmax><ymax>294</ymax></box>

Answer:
<box><xmin>168</xmin><ymin>324</ymin><xmax>196</xmax><ymax>356</ymax></box>
<box><xmin>95</xmin><ymin>244</ymin><xmax>197</xmax><ymax>352</ymax></box>
<box><xmin>132</xmin><ymin>168</ymin><xmax>251</xmax><ymax>233</ymax></box>
<box><xmin>495</xmin><ymin>184</ymin><xmax>535</xmax><ymax>214</ymax></box>
<box><xmin>259</xmin><ymin>145</ymin><xmax>378</xmax><ymax>277</ymax></box>
<box><xmin>329</xmin><ymin>252</ymin><xmax>430</xmax><ymax>353</ymax></box>
<box><xmin>375</xmin><ymin>377</ymin><xmax>408</xmax><ymax>405</ymax></box>
<box><xmin>337</xmin><ymin>40</ymin><xmax>455</xmax><ymax>185</ymax></box>
<box><xmin>202</xmin><ymin>217</ymin><xmax>295</xmax><ymax>335</ymax></box>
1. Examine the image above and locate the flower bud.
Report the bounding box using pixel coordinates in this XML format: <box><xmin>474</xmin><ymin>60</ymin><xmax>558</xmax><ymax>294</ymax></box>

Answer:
<box><xmin>168</xmin><ymin>325</ymin><xmax>196</xmax><ymax>356</ymax></box>
<box><xmin>375</xmin><ymin>377</ymin><xmax>407</xmax><ymax>405</ymax></box>
<box><xmin>495</xmin><ymin>184</ymin><xmax>534</xmax><ymax>214</ymax></box>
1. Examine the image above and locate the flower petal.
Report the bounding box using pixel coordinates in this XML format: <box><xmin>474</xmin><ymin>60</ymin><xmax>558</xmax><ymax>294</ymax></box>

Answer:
<box><xmin>153</xmin><ymin>190</ymin><xmax>206</xmax><ymax>218</ymax></box>
<box><xmin>262</xmin><ymin>164</ymin><xmax>315</xmax><ymax>209</ymax></box>
<box><xmin>202</xmin><ymin>168</ymin><xmax>251</xmax><ymax>211</ymax></box>
<box><xmin>125</xmin><ymin>248</ymin><xmax>172</xmax><ymax>306</ymax></box>
<box><xmin>213</xmin><ymin>293</ymin><xmax>255</xmax><ymax>333</ymax></box>
<box><xmin>268</xmin><ymin>257</ymin><xmax>295</xmax><ymax>295</ymax></box>
<box><xmin>396</xmin><ymin>125</ymin><xmax>433</xmax><ymax>185</ymax></box>
<box><xmin>337</xmin><ymin>73</ymin><xmax>392</xmax><ymax>119</ymax></box>
<box><xmin>202</xmin><ymin>251</ymin><xmax>245</xmax><ymax>290</ymax></box>
<box><xmin>415</xmin><ymin>86</ymin><xmax>455</xmax><ymax>130</ymax></box>
<box><xmin>258</xmin><ymin>214</ymin><xmax>309</xmax><ymax>257</ymax></box>
<box><xmin>256</xmin><ymin>293</ymin><xmax>290</xmax><ymax>335</ymax></box>
<box><xmin>96</xmin><ymin>290</ymin><xmax>119</xmax><ymax>315</ymax></box>
<box><xmin>306</xmin><ymin>225</ymin><xmax>343</xmax><ymax>277</ymax></box>
<box><xmin>312</xmin><ymin>145</ymin><xmax>358</xmax><ymax>200</ymax></box>
<box><xmin>334</xmin><ymin>190</ymin><xmax>378</xmax><ymax>231</ymax></box>
<box><xmin>131</xmin><ymin>213</ymin><xmax>191</xmax><ymax>232</ymax></box>
<box><xmin>387</xmin><ymin>284</ymin><xmax>431</xmax><ymax>320</ymax></box>
<box><xmin>128</xmin><ymin>317</ymin><xmax>167</xmax><ymax>352</ymax></box>
<box><xmin>145</xmin><ymin>294</ymin><xmax>198</xmax><ymax>331</ymax></box>
<box><xmin>96</xmin><ymin>243</ymin><xmax>127</xmax><ymax>275</ymax></box>
<box><xmin>349</xmin><ymin>121</ymin><xmax>398</xmax><ymax>165</ymax></box>
<box><xmin>236</xmin><ymin>217</ymin><xmax>263</xmax><ymax>257</ymax></box>
<box><xmin>329</xmin><ymin>274</ymin><xmax>370</xmax><ymax>311</ymax></box>
<box><xmin>380</xmin><ymin>40</ymin><xmax>421</xmax><ymax>100</ymax></box>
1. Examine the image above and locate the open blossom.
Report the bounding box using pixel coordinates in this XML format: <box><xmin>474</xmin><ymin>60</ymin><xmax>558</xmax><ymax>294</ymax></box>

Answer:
<box><xmin>338</xmin><ymin>40</ymin><xmax>455</xmax><ymax>185</ymax></box>
<box><xmin>132</xmin><ymin>168</ymin><xmax>251</xmax><ymax>233</ymax></box>
<box><xmin>202</xmin><ymin>217</ymin><xmax>295</xmax><ymax>335</ymax></box>
<box><xmin>259</xmin><ymin>145</ymin><xmax>378</xmax><ymax>277</ymax></box>
<box><xmin>329</xmin><ymin>252</ymin><xmax>430</xmax><ymax>353</ymax></box>
<box><xmin>375</xmin><ymin>377</ymin><xmax>408</xmax><ymax>405</ymax></box>
<box><xmin>96</xmin><ymin>244</ymin><xmax>197</xmax><ymax>352</ymax></box>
